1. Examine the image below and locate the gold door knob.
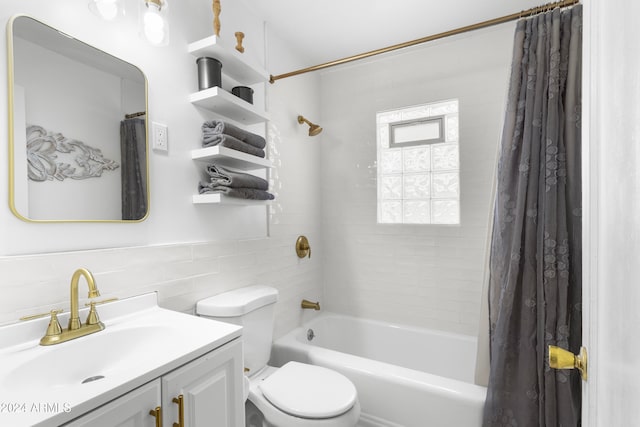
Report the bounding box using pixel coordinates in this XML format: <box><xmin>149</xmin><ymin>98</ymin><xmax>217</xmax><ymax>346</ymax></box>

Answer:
<box><xmin>548</xmin><ymin>345</ymin><xmax>587</xmax><ymax>381</ymax></box>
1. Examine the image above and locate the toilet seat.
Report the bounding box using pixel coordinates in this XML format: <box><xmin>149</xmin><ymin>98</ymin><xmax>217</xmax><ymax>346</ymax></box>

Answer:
<box><xmin>259</xmin><ymin>362</ymin><xmax>357</xmax><ymax>419</ymax></box>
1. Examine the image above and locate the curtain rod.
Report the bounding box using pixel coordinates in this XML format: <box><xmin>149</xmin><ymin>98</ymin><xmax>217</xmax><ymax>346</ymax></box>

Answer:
<box><xmin>269</xmin><ymin>0</ymin><xmax>580</xmax><ymax>83</ymax></box>
<box><xmin>124</xmin><ymin>111</ymin><xmax>146</xmax><ymax>119</ymax></box>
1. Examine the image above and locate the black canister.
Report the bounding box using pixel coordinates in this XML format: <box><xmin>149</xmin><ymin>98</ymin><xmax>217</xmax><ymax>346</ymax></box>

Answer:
<box><xmin>231</xmin><ymin>86</ymin><xmax>254</xmax><ymax>104</ymax></box>
<box><xmin>196</xmin><ymin>57</ymin><xmax>222</xmax><ymax>90</ymax></box>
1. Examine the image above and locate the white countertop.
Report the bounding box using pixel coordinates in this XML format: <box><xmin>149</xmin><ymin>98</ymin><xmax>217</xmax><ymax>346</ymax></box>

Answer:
<box><xmin>0</xmin><ymin>293</ymin><xmax>242</xmax><ymax>426</ymax></box>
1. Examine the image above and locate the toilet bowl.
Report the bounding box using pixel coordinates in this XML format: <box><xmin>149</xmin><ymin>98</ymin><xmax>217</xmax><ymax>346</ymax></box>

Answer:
<box><xmin>197</xmin><ymin>285</ymin><xmax>360</xmax><ymax>427</ymax></box>
<box><xmin>247</xmin><ymin>364</ymin><xmax>360</xmax><ymax>427</ymax></box>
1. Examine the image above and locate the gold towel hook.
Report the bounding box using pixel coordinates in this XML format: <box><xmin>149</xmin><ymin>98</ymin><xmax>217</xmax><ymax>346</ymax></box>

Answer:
<box><xmin>235</xmin><ymin>31</ymin><xmax>245</xmax><ymax>53</ymax></box>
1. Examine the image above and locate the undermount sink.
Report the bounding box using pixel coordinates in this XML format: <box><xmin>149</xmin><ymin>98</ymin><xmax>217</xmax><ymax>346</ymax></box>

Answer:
<box><xmin>0</xmin><ymin>293</ymin><xmax>242</xmax><ymax>427</ymax></box>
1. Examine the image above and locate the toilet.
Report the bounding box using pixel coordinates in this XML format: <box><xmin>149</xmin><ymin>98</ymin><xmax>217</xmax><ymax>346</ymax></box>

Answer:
<box><xmin>196</xmin><ymin>285</ymin><xmax>361</xmax><ymax>427</ymax></box>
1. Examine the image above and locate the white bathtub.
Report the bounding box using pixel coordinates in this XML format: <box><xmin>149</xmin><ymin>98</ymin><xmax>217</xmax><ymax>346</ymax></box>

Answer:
<box><xmin>270</xmin><ymin>313</ymin><xmax>486</xmax><ymax>427</ymax></box>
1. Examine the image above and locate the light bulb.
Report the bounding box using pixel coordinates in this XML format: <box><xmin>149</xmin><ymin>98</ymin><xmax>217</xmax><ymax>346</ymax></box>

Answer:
<box><xmin>88</xmin><ymin>0</ymin><xmax>122</xmax><ymax>21</ymax></box>
<box><xmin>142</xmin><ymin>1</ymin><xmax>168</xmax><ymax>45</ymax></box>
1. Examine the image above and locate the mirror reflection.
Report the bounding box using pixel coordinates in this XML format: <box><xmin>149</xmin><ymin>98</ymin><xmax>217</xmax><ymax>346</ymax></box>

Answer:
<box><xmin>8</xmin><ymin>15</ymin><xmax>149</xmax><ymax>222</ymax></box>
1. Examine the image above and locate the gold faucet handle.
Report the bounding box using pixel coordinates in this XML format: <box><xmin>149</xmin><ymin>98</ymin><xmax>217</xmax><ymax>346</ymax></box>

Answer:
<box><xmin>83</xmin><ymin>298</ymin><xmax>116</xmax><ymax>326</ymax></box>
<box><xmin>20</xmin><ymin>308</ymin><xmax>63</xmax><ymax>321</ymax></box>
<box><xmin>84</xmin><ymin>297</ymin><xmax>118</xmax><ymax>307</ymax></box>
<box><xmin>85</xmin><ymin>302</ymin><xmax>102</xmax><ymax>326</ymax></box>
<box><xmin>44</xmin><ymin>310</ymin><xmax>63</xmax><ymax>337</ymax></box>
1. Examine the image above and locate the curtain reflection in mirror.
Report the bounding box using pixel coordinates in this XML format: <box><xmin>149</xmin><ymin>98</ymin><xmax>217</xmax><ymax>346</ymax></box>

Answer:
<box><xmin>120</xmin><ymin>117</ymin><xmax>147</xmax><ymax>220</ymax></box>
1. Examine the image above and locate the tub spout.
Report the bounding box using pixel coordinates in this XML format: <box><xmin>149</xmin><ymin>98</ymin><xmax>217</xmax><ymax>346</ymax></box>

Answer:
<box><xmin>301</xmin><ymin>299</ymin><xmax>320</xmax><ymax>310</ymax></box>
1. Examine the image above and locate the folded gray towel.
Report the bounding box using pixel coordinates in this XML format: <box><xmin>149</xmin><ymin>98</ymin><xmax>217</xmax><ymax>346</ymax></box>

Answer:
<box><xmin>198</xmin><ymin>183</ymin><xmax>275</xmax><ymax>200</ymax></box>
<box><xmin>202</xmin><ymin>120</ymin><xmax>266</xmax><ymax>149</ymax></box>
<box><xmin>202</xmin><ymin>133</ymin><xmax>265</xmax><ymax>158</ymax></box>
<box><xmin>205</xmin><ymin>163</ymin><xmax>268</xmax><ymax>190</ymax></box>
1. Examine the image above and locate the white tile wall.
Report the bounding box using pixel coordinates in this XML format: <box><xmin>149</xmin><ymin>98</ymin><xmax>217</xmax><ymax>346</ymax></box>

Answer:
<box><xmin>319</xmin><ymin>26</ymin><xmax>515</xmax><ymax>335</ymax></box>
<box><xmin>0</xmin><ymin>234</ymin><xmax>321</xmax><ymax>339</ymax></box>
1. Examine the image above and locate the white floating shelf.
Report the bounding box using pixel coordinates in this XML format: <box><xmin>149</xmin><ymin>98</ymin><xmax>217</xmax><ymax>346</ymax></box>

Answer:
<box><xmin>188</xmin><ymin>36</ymin><xmax>269</xmax><ymax>85</ymax></box>
<box><xmin>190</xmin><ymin>87</ymin><xmax>269</xmax><ymax>124</ymax></box>
<box><xmin>192</xmin><ymin>146</ymin><xmax>272</xmax><ymax>170</ymax></box>
<box><xmin>192</xmin><ymin>194</ymin><xmax>273</xmax><ymax>205</ymax></box>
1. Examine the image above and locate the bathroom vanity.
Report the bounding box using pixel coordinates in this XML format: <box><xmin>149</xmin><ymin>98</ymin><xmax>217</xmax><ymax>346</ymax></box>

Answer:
<box><xmin>66</xmin><ymin>340</ymin><xmax>242</xmax><ymax>426</ymax></box>
<box><xmin>0</xmin><ymin>293</ymin><xmax>244</xmax><ymax>426</ymax></box>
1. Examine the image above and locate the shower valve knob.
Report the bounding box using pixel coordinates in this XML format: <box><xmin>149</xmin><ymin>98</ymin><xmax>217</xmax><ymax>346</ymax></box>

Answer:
<box><xmin>296</xmin><ymin>235</ymin><xmax>311</xmax><ymax>258</ymax></box>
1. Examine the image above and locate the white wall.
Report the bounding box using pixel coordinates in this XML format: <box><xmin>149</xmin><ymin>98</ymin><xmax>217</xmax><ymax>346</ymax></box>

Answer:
<box><xmin>0</xmin><ymin>0</ymin><xmax>324</xmax><ymax>339</ymax></box>
<box><xmin>319</xmin><ymin>25</ymin><xmax>514</xmax><ymax>336</ymax></box>
<box><xmin>584</xmin><ymin>0</ymin><xmax>640</xmax><ymax>424</ymax></box>
<box><xmin>0</xmin><ymin>0</ymin><xmax>271</xmax><ymax>254</ymax></box>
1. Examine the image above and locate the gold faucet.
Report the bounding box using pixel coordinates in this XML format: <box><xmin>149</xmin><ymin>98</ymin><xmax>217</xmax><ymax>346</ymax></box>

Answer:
<box><xmin>301</xmin><ymin>299</ymin><xmax>320</xmax><ymax>310</ymax></box>
<box><xmin>40</xmin><ymin>268</ymin><xmax>105</xmax><ymax>346</ymax></box>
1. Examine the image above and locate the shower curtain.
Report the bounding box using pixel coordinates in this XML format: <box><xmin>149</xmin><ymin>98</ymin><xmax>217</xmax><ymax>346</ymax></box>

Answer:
<box><xmin>483</xmin><ymin>5</ymin><xmax>582</xmax><ymax>427</ymax></box>
<box><xmin>120</xmin><ymin>118</ymin><xmax>147</xmax><ymax>220</ymax></box>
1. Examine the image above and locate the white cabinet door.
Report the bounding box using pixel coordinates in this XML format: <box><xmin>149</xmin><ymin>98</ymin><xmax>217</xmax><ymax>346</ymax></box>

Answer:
<box><xmin>64</xmin><ymin>379</ymin><xmax>161</xmax><ymax>427</ymax></box>
<box><xmin>162</xmin><ymin>338</ymin><xmax>244</xmax><ymax>427</ymax></box>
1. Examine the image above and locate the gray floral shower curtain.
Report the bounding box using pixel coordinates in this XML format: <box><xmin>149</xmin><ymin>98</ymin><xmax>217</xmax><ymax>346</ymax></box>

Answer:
<box><xmin>483</xmin><ymin>5</ymin><xmax>582</xmax><ymax>427</ymax></box>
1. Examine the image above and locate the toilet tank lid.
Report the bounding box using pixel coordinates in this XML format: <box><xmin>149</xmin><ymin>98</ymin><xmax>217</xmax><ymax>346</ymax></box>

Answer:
<box><xmin>196</xmin><ymin>285</ymin><xmax>278</xmax><ymax>317</ymax></box>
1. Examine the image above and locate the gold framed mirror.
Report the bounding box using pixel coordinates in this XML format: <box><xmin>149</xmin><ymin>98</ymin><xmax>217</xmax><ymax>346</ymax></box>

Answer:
<box><xmin>7</xmin><ymin>15</ymin><xmax>149</xmax><ymax>222</ymax></box>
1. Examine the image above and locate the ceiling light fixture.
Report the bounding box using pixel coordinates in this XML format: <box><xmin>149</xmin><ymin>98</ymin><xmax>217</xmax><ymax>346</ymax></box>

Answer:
<box><xmin>140</xmin><ymin>0</ymin><xmax>169</xmax><ymax>46</ymax></box>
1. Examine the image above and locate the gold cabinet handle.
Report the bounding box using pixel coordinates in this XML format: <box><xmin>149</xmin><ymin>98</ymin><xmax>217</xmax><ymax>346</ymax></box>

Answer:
<box><xmin>149</xmin><ymin>406</ymin><xmax>163</xmax><ymax>427</ymax></box>
<box><xmin>296</xmin><ymin>235</ymin><xmax>311</xmax><ymax>258</ymax></box>
<box><xmin>548</xmin><ymin>345</ymin><xmax>588</xmax><ymax>381</ymax></box>
<box><xmin>172</xmin><ymin>395</ymin><xmax>184</xmax><ymax>427</ymax></box>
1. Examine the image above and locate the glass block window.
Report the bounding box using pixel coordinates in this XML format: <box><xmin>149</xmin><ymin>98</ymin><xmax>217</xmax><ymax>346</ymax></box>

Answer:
<box><xmin>389</xmin><ymin>116</ymin><xmax>444</xmax><ymax>148</ymax></box>
<box><xmin>377</xmin><ymin>99</ymin><xmax>460</xmax><ymax>225</ymax></box>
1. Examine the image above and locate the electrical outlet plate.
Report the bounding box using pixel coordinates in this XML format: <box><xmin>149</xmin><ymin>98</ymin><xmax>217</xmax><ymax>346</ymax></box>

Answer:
<box><xmin>152</xmin><ymin>122</ymin><xmax>168</xmax><ymax>152</ymax></box>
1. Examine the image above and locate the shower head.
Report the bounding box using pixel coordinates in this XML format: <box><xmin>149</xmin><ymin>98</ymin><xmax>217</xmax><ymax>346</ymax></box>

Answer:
<box><xmin>297</xmin><ymin>115</ymin><xmax>323</xmax><ymax>137</ymax></box>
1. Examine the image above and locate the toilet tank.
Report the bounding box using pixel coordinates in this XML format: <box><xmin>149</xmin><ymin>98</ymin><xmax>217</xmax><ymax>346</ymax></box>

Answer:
<box><xmin>196</xmin><ymin>285</ymin><xmax>278</xmax><ymax>375</ymax></box>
